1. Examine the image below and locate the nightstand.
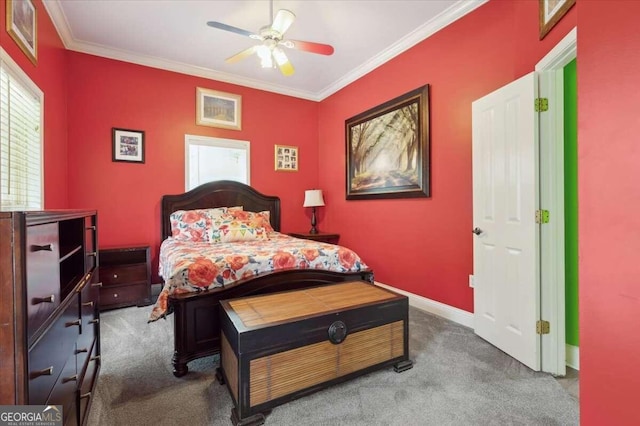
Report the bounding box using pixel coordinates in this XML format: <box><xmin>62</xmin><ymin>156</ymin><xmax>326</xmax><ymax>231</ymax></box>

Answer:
<box><xmin>288</xmin><ymin>232</ymin><xmax>340</xmax><ymax>245</ymax></box>
<box><xmin>99</xmin><ymin>245</ymin><xmax>152</xmax><ymax>310</ymax></box>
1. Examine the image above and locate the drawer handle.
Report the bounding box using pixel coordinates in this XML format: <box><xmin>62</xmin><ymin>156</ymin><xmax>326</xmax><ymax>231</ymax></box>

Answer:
<box><xmin>89</xmin><ymin>319</ymin><xmax>100</xmax><ymax>325</ymax></box>
<box><xmin>90</xmin><ymin>355</ymin><xmax>101</xmax><ymax>362</ymax></box>
<box><xmin>88</xmin><ymin>252</ymin><xmax>97</xmax><ymax>257</ymax></box>
<box><xmin>62</xmin><ymin>374</ymin><xmax>78</xmax><ymax>383</ymax></box>
<box><xmin>75</xmin><ymin>348</ymin><xmax>89</xmax><ymax>355</ymax></box>
<box><xmin>80</xmin><ymin>392</ymin><xmax>92</xmax><ymax>400</ymax></box>
<box><xmin>31</xmin><ymin>244</ymin><xmax>54</xmax><ymax>252</ymax></box>
<box><xmin>32</xmin><ymin>294</ymin><xmax>55</xmax><ymax>304</ymax></box>
<box><xmin>86</xmin><ymin>226</ymin><xmax>96</xmax><ymax>231</ymax></box>
<box><xmin>30</xmin><ymin>366</ymin><xmax>53</xmax><ymax>379</ymax></box>
<box><xmin>113</xmin><ymin>273</ymin><xmax>118</xmax><ymax>279</ymax></box>
<box><xmin>82</xmin><ymin>301</ymin><xmax>94</xmax><ymax>307</ymax></box>
<box><xmin>113</xmin><ymin>293</ymin><xmax>119</xmax><ymax>298</ymax></box>
<box><xmin>65</xmin><ymin>319</ymin><xmax>82</xmax><ymax>327</ymax></box>
<box><xmin>91</xmin><ymin>282</ymin><xmax>103</xmax><ymax>288</ymax></box>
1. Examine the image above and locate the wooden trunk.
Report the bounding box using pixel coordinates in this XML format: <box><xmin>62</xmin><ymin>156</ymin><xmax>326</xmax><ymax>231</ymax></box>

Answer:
<box><xmin>218</xmin><ymin>281</ymin><xmax>412</xmax><ymax>425</ymax></box>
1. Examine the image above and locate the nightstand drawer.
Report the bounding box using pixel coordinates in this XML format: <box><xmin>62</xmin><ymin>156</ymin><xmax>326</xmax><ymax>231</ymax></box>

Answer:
<box><xmin>100</xmin><ymin>264</ymin><xmax>147</xmax><ymax>286</ymax></box>
<box><xmin>100</xmin><ymin>283</ymin><xmax>148</xmax><ymax>308</ymax></box>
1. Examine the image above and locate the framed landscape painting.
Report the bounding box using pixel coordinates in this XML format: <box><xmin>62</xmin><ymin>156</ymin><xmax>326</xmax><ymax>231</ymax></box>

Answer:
<box><xmin>196</xmin><ymin>87</ymin><xmax>242</xmax><ymax>130</ymax></box>
<box><xmin>346</xmin><ymin>85</ymin><xmax>430</xmax><ymax>200</ymax></box>
<box><xmin>6</xmin><ymin>0</ymin><xmax>37</xmax><ymax>65</ymax></box>
<box><xmin>539</xmin><ymin>0</ymin><xmax>575</xmax><ymax>39</ymax></box>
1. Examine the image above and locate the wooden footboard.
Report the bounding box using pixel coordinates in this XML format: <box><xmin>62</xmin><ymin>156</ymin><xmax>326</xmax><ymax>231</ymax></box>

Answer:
<box><xmin>169</xmin><ymin>269</ymin><xmax>374</xmax><ymax>377</ymax></box>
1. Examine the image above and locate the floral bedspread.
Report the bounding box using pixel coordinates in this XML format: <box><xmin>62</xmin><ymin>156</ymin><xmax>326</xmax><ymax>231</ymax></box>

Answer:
<box><xmin>149</xmin><ymin>233</ymin><xmax>369</xmax><ymax>321</ymax></box>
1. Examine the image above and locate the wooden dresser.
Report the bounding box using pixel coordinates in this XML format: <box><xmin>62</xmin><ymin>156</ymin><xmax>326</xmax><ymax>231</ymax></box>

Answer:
<box><xmin>0</xmin><ymin>210</ymin><xmax>101</xmax><ymax>426</ymax></box>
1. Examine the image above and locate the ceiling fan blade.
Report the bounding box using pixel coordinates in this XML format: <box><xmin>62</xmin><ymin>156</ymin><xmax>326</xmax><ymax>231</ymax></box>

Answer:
<box><xmin>272</xmin><ymin>48</ymin><xmax>294</xmax><ymax>76</ymax></box>
<box><xmin>226</xmin><ymin>46</ymin><xmax>258</xmax><ymax>64</ymax></box>
<box><xmin>207</xmin><ymin>21</ymin><xmax>259</xmax><ymax>39</ymax></box>
<box><xmin>271</xmin><ymin>9</ymin><xmax>295</xmax><ymax>35</ymax></box>
<box><xmin>283</xmin><ymin>39</ymin><xmax>334</xmax><ymax>55</ymax></box>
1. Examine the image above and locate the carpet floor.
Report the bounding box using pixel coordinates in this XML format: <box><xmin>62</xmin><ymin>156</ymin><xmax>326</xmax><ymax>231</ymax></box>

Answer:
<box><xmin>87</xmin><ymin>305</ymin><xmax>579</xmax><ymax>425</ymax></box>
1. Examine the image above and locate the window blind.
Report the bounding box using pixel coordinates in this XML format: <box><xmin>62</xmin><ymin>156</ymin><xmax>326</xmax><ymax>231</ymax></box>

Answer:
<box><xmin>0</xmin><ymin>52</ymin><xmax>43</xmax><ymax>210</ymax></box>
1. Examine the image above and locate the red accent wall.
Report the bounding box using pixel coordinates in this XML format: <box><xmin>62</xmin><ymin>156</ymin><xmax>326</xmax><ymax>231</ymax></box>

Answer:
<box><xmin>8</xmin><ymin>0</ymin><xmax>639</xmax><ymax>421</ymax></box>
<box><xmin>578</xmin><ymin>1</ymin><xmax>640</xmax><ymax>424</ymax></box>
<box><xmin>318</xmin><ymin>0</ymin><xmax>576</xmax><ymax>311</ymax></box>
<box><xmin>0</xmin><ymin>0</ymin><xmax>68</xmax><ymax>208</ymax></box>
<box><xmin>65</xmin><ymin>53</ymin><xmax>319</xmax><ymax>275</ymax></box>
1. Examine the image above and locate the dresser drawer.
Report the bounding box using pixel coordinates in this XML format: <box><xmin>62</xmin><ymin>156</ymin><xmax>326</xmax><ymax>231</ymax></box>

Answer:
<box><xmin>100</xmin><ymin>264</ymin><xmax>147</xmax><ymax>286</ymax></box>
<box><xmin>28</xmin><ymin>297</ymin><xmax>80</xmax><ymax>404</ymax></box>
<box><xmin>47</xmin><ymin>352</ymin><xmax>78</xmax><ymax>426</ymax></box>
<box><xmin>26</xmin><ymin>222</ymin><xmax>61</xmax><ymax>340</ymax></box>
<box><xmin>100</xmin><ymin>283</ymin><xmax>148</xmax><ymax>308</ymax></box>
<box><xmin>78</xmin><ymin>341</ymin><xmax>100</xmax><ymax>425</ymax></box>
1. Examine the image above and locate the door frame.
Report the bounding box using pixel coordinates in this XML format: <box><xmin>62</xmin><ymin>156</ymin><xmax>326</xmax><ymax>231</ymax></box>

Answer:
<box><xmin>536</xmin><ymin>28</ymin><xmax>577</xmax><ymax>376</ymax></box>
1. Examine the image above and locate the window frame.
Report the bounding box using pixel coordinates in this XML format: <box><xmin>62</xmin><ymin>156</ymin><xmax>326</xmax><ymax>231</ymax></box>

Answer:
<box><xmin>184</xmin><ymin>134</ymin><xmax>250</xmax><ymax>191</ymax></box>
<box><xmin>0</xmin><ymin>46</ymin><xmax>44</xmax><ymax>210</ymax></box>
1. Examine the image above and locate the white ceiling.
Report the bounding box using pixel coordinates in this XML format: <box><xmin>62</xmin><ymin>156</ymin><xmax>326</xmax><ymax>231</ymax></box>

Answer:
<box><xmin>43</xmin><ymin>0</ymin><xmax>485</xmax><ymax>101</ymax></box>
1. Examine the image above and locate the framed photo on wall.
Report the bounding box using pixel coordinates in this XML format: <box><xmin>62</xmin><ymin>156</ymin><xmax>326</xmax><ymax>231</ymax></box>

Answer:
<box><xmin>274</xmin><ymin>145</ymin><xmax>298</xmax><ymax>172</ymax></box>
<box><xmin>6</xmin><ymin>0</ymin><xmax>37</xmax><ymax>65</ymax></box>
<box><xmin>112</xmin><ymin>128</ymin><xmax>145</xmax><ymax>163</ymax></box>
<box><xmin>345</xmin><ymin>85</ymin><xmax>430</xmax><ymax>200</ymax></box>
<box><xmin>539</xmin><ymin>0</ymin><xmax>575</xmax><ymax>39</ymax></box>
<box><xmin>196</xmin><ymin>87</ymin><xmax>242</xmax><ymax>130</ymax></box>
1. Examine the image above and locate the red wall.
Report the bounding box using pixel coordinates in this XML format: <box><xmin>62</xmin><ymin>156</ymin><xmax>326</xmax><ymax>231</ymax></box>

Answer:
<box><xmin>65</xmin><ymin>53</ymin><xmax>320</xmax><ymax>275</ymax></box>
<box><xmin>0</xmin><ymin>0</ymin><xmax>68</xmax><ymax>208</ymax></box>
<box><xmin>318</xmin><ymin>1</ymin><xmax>576</xmax><ymax>311</ymax></box>
<box><xmin>8</xmin><ymin>0</ymin><xmax>640</xmax><ymax>421</ymax></box>
<box><xmin>578</xmin><ymin>1</ymin><xmax>640</xmax><ymax>424</ymax></box>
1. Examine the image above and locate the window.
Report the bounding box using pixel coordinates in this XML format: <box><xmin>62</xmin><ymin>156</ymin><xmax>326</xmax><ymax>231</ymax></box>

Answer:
<box><xmin>185</xmin><ymin>135</ymin><xmax>250</xmax><ymax>191</ymax></box>
<box><xmin>0</xmin><ymin>48</ymin><xmax>43</xmax><ymax>210</ymax></box>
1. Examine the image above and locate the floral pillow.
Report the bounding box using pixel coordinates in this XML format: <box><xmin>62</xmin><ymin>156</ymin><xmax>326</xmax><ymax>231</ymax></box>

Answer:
<box><xmin>223</xmin><ymin>209</ymin><xmax>275</xmax><ymax>234</ymax></box>
<box><xmin>208</xmin><ymin>215</ymin><xmax>269</xmax><ymax>243</ymax></box>
<box><xmin>170</xmin><ymin>208</ymin><xmax>227</xmax><ymax>242</ymax></box>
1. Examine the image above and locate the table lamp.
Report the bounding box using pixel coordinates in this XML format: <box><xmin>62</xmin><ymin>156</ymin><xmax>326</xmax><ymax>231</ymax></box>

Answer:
<box><xmin>303</xmin><ymin>189</ymin><xmax>325</xmax><ymax>234</ymax></box>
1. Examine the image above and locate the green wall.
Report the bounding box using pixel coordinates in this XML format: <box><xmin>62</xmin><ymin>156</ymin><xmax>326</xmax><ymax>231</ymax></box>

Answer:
<box><xmin>564</xmin><ymin>59</ymin><xmax>579</xmax><ymax>347</ymax></box>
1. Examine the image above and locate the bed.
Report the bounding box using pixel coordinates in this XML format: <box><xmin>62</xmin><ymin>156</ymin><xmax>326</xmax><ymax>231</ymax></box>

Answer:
<box><xmin>155</xmin><ymin>180</ymin><xmax>374</xmax><ymax>377</ymax></box>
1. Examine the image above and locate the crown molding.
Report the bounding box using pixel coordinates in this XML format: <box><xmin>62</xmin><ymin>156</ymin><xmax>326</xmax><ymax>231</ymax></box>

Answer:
<box><xmin>42</xmin><ymin>0</ymin><xmax>487</xmax><ymax>102</ymax></box>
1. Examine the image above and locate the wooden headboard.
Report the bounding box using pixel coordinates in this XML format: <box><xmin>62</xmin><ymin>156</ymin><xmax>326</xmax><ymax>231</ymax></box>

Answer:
<box><xmin>161</xmin><ymin>181</ymin><xmax>281</xmax><ymax>241</ymax></box>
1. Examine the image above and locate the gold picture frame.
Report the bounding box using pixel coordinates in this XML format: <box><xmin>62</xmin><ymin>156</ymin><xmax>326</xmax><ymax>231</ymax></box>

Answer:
<box><xmin>274</xmin><ymin>145</ymin><xmax>298</xmax><ymax>172</ymax></box>
<box><xmin>196</xmin><ymin>87</ymin><xmax>242</xmax><ymax>130</ymax></box>
<box><xmin>6</xmin><ymin>0</ymin><xmax>37</xmax><ymax>65</ymax></box>
<box><xmin>539</xmin><ymin>0</ymin><xmax>575</xmax><ymax>40</ymax></box>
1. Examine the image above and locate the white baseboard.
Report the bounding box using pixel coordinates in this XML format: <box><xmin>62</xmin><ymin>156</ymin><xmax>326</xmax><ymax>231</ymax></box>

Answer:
<box><xmin>566</xmin><ymin>344</ymin><xmax>580</xmax><ymax>370</ymax></box>
<box><xmin>374</xmin><ymin>281</ymin><xmax>474</xmax><ymax>328</ymax></box>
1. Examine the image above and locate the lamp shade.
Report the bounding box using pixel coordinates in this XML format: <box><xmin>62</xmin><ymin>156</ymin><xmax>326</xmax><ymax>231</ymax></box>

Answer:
<box><xmin>303</xmin><ymin>189</ymin><xmax>325</xmax><ymax>207</ymax></box>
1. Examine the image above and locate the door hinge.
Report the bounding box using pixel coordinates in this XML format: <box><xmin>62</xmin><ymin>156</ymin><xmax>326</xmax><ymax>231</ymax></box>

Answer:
<box><xmin>536</xmin><ymin>320</ymin><xmax>550</xmax><ymax>335</ymax></box>
<box><xmin>535</xmin><ymin>209</ymin><xmax>550</xmax><ymax>224</ymax></box>
<box><xmin>535</xmin><ymin>98</ymin><xmax>548</xmax><ymax>112</ymax></box>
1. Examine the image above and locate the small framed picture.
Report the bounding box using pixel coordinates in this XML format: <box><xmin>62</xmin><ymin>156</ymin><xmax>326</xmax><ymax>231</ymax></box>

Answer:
<box><xmin>196</xmin><ymin>87</ymin><xmax>242</xmax><ymax>130</ymax></box>
<box><xmin>6</xmin><ymin>0</ymin><xmax>37</xmax><ymax>65</ymax></box>
<box><xmin>539</xmin><ymin>0</ymin><xmax>575</xmax><ymax>40</ymax></box>
<box><xmin>112</xmin><ymin>128</ymin><xmax>145</xmax><ymax>163</ymax></box>
<box><xmin>275</xmin><ymin>145</ymin><xmax>298</xmax><ymax>172</ymax></box>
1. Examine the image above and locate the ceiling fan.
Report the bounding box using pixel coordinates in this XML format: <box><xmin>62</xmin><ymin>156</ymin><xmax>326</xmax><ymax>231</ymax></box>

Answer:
<box><xmin>206</xmin><ymin>1</ymin><xmax>334</xmax><ymax>76</ymax></box>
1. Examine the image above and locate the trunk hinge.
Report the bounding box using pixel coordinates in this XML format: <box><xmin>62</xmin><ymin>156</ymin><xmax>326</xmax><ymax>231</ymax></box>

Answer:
<box><xmin>535</xmin><ymin>209</ymin><xmax>550</xmax><ymax>224</ymax></box>
<box><xmin>536</xmin><ymin>320</ymin><xmax>550</xmax><ymax>335</ymax></box>
<box><xmin>535</xmin><ymin>98</ymin><xmax>549</xmax><ymax>112</ymax></box>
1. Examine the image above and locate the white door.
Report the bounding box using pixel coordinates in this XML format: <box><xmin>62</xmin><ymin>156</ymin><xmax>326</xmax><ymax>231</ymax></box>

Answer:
<box><xmin>471</xmin><ymin>72</ymin><xmax>540</xmax><ymax>370</ymax></box>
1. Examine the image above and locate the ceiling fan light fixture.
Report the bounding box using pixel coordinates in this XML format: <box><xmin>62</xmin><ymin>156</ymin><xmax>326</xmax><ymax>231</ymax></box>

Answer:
<box><xmin>256</xmin><ymin>45</ymin><xmax>274</xmax><ymax>68</ymax></box>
